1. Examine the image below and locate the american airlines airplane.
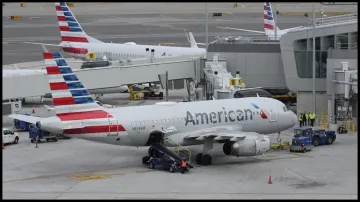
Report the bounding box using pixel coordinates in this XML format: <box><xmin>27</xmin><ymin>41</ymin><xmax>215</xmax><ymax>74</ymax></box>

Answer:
<box><xmin>26</xmin><ymin>2</ymin><xmax>206</xmax><ymax>61</ymax></box>
<box><xmin>217</xmin><ymin>2</ymin><xmax>304</xmax><ymax>40</ymax></box>
<box><xmin>9</xmin><ymin>48</ymin><xmax>297</xmax><ymax>166</ymax></box>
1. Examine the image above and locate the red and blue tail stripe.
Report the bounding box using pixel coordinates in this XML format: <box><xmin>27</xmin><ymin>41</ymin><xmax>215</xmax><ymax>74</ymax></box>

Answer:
<box><xmin>43</xmin><ymin>51</ymin><xmax>102</xmax><ymax>114</ymax></box>
<box><xmin>264</xmin><ymin>2</ymin><xmax>274</xmax><ymax>30</ymax></box>
<box><xmin>55</xmin><ymin>2</ymin><xmax>89</xmax><ymax>43</ymax></box>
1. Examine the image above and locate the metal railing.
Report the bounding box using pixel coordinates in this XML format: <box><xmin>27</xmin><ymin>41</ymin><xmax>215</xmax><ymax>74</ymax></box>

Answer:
<box><xmin>213</xmin><ymin>35</ymin><xmax>280</xmax><ymax>45</ymax></box>
<box><xmin>314</xmin><ymin>13</ymin><xmax>358</xmax><ymax>26</ymax></box>
<box><xmin>166</xmin><ymin>138</ymin><xmax>192</xmax><ymax>163</ymax></box>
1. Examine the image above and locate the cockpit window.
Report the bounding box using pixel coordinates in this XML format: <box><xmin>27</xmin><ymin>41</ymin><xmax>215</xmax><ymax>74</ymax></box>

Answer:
<box><xmin>283</xmin><ymin>106</ymin><xmax>288</xmax><ymax>112</ymax></box>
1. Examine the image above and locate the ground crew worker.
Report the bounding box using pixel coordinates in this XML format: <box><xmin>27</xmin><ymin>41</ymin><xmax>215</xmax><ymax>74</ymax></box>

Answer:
<box><xmin>298</xmin><ymin>113</ymin><xmax>303</xmax><ymax>127</ymax></box>
<box><xmin>302</xmin><ymin>112</ymin><xmax>307</xmax><ymax>126</ymax></box>
<box><xmin>307</xmin><ymin>112</ymin><xmax>311</xmax><ymax>126</ymax></box>
<box><xmin>181</xmin><ymin>157</ymin><xmax>187</xmax><ymax>174</ymax></box>
<box><xmin>309</xmin><ymin>112</ymin><xmax>315</xmax><ymax>127</ymax></box>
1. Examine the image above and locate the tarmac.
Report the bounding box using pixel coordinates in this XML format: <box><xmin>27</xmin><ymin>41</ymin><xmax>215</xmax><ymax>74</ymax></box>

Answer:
<box><xmin>2</xmin><ymin>2</ymin><xmax>358</xmax><ymax>199</ymax></box>
<box><xmin>2</xmin><ymin>92</ymin><xmax>358</xmax><ymax>199</ymax></box>
<box><xmin>3</xmin><ymin>2</ymin><xmax>357</xmax><ymax>65</ymax></box>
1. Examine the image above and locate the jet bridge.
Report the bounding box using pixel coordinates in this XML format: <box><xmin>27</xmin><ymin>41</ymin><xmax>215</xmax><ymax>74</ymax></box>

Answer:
<box><xmin>3</xmin><ymin>55</ymin><xmax>201</xmax><ymax>101</ymax></box>
<box><xmin>202</xmin><ymin>54</ymin><xmax>247</xmax><ymax>100</ymax></box>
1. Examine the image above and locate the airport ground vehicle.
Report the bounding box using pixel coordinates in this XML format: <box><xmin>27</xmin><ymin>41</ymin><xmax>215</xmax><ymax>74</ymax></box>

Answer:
<box><xmin>290</xmin><ymin>127</ymin><xmax>336</xmax><ymax>152</ymax></box>
<box><xmin>2</xmin><ymin>128</ymin><xmax>20</xmax><ymax>145</ymax></box>
<box><xmin>28</xmin><ymin>124</ymin><xmax>58</xmax><ymax>143</ymax></box>
<box><xmin>142</xmin><ymin>156</ymin><xmax>184</xmax><ymax>173</ymax></box>
<box><xmin>13</xmin><ymin>114</ymin><xmax>32</xmax><ymax>131</ymax></box>
<box><xmin>290</xmin><ymin>134</ymin><xmax>313</xmax><ymax>153</ymax></box>
<box><xmin>142</xmin><ymin>144</ymin><xmax>193</xmax><ymax>173</ymax></box>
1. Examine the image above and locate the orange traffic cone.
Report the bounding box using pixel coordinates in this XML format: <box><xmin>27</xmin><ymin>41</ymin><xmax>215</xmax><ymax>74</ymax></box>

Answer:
<box><xmin>32</xmin><ymin>106</ymin><xmax>35</xmax><ymax>114</ymax></box>
<box><xmin>268</xmin><ymin>171</ymin><xmax>273</xmax><ymax>184</ymax></box>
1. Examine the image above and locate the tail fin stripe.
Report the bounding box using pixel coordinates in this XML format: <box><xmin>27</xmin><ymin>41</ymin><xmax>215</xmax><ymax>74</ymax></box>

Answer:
<box><xmin>63</xmin><ymin>12</ymin><xmax>73</xmax><ymax>17</ymax></box>
<box><xmin>57</xmin><ymin>16</ymin><xmax>66</xmax><ymax>21</ymax></box>
<box><xmin>264</xmin><ymin>24</ymin><xmax>274</xmax><ymax>30</ymax></box>
<box><xmin>50</xmin><ymin>82</ymin><xmax>68</xmax><ymax>91</ymax></box>
<box><xmin>67</xmin><ymin>82</ymin><xmax>85</xmax><ymax>89</ymax></box>
<box><xmin>60</xmin><ymin>26</ymin><xmax>71</xmax><ymax>31</ymax></box>
<box><xmin>60</xmin><ymin>2</ymin><xmax>66</xmax><ymax>6</ymax></box>
<box><xmin>63</xmin><ymin>75</ymin><xmax>79</xmax><ymax>82</ymax></box>
<box><xmin>61</xmin><ymin>7</ymin><xmax>70</xmax><ymax>11</ymax></box>
<box><xmin>53</xmin><ymin>97</ymin><xmax>76</xmax><ymax>106</ymax></box>
<box><xmin>56</xmin><ymin>6</ymin><xmax>62</xmax><ymax>11</ymax></box>
<box><xmin>74</xmin><ymin>97</ymin><xmax>95</xmax><ymax>104</ymax></box>
<box><xmin>46</xmin><ymin>66</ymin><xmax>62</xmax><ymax>74</ymax></box>
<box><xmin>61</xmin><ymin>36</ymin><xmax>89</xmax><ymax>43</ymax></box>
<box><xmin>70</xmin><ymin>90</ymin><xmax>90</xmax><ymax>97</ymax></box>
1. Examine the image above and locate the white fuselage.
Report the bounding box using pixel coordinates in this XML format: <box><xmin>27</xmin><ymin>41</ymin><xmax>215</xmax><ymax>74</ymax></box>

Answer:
<box><xmin>61</xmin><ymin>42</ymin><xmax>207</xmax><ymax>60</ymax></box>
<box><xmin>62</xmin><ymin>97</ymin><xmax>297</xmax><ymax>146</ymax></box>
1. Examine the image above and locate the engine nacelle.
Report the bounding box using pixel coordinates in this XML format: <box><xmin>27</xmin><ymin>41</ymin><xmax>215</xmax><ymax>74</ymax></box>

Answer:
<box><xmin>35</xmin><ymin>116</ymin><xmax>63</xmax><ymax>134</ymax></box>
<box><xmin>223</xmin><ymin>136</ymin><xmax>270</xmax><ymax>156</ymax></box>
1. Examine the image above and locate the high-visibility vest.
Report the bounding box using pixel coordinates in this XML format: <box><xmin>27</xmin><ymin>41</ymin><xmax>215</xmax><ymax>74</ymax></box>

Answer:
<box><xmin>298</xmin><ymin>115</ymin><xmax>302</xmax><ymax>121</ymax></box>
<box><xmin>307</xmin><ymin>113</ymin><xmax>311</xmax><ymax>119</ymax></box>
<box><xmin>181</xmin><ymin>160</ymin><xmax>186</xmax><ymax>167</ymax></box>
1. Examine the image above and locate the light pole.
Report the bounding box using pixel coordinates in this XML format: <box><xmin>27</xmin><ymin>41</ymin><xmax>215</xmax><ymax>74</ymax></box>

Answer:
<box><xmin>205</xmin><ymin>2</ymin><xmax>208</xmax><ymax>51</ymax></box>
<box><xmin>312</xmin><ymin>3</ymin><xmax>316</xmax><ymax>114</ymax></box>
<box><xmin>274</xmin><ymin>3</ymin><xmax>277</xmax><ymax>40</ymax></box>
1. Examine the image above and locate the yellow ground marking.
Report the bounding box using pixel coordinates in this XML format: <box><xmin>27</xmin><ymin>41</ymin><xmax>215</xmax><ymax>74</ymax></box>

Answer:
<box><xmin>240</xmin><ymin>4</ymin><xmax>246</xmax><ymax>8</ymax></box>
<box><xmin>69</xmin><ymin>174</ymin><xmax>110</xmax><ymax>181</ymax></box>
<box><xmin>224</xmin><ymin>12</ymin><xmax>233</xmax><ymax>15</ymax></box>
<box><xmin>135</xmin><ymin>170</ymin><xmax>156</xmax><ymax>173</ymax></box>
<box><xmin>161</xmin><ymin>42</ymin><xmax>176</xmax><ymax>45</ymax></box>
<box><xmin>3</xmin><ymin>42</ymin><xmax>9</xmax><ymax>44</ymax></box>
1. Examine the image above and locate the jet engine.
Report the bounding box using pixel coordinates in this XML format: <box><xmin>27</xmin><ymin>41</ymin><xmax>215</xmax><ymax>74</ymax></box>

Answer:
<box><xmin>222</xmin><ymin>136</ymin><xmax>270</xmax><ymax>156</ymax></box>
<box><xmin>35</xmin><ymin>116</ymin><xmax>63</xmax><ymax>134</ymax></box>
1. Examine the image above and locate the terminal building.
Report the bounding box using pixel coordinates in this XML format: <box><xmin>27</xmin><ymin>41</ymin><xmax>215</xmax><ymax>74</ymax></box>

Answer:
<box><xmin>206</xmin><ymin>13</ymin><xmax>357</xmax><ymax>130</ymax></box>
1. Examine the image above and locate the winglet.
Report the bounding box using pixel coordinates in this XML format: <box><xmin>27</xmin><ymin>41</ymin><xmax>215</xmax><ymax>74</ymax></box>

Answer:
<box><xmin>41</xmin><ymin>45</ymin><xmax>48</xmax><ymax>52</ymax></box>
<box><xmin>188</xmin><ymin>32</ymin><xmax>198</xmax><ymax>48</ymax></box>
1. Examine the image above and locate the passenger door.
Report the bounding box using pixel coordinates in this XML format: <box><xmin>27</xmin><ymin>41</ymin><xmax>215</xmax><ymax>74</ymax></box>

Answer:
<box><xmin>107</xmin><ymin>115</ymin><xmax>119</xmax><ymax>136</ymax></box>
<box><xmin>269</xmin><ymin>109</ymin><xmax>277</xmax><ymax>122</ymax></box>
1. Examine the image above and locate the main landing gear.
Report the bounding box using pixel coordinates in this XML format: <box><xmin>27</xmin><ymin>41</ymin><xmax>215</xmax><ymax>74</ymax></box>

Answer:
<box><xmin>195</xmin><ymin>138</ymin><xmax>213</xmax><ymax>166</ymax></box>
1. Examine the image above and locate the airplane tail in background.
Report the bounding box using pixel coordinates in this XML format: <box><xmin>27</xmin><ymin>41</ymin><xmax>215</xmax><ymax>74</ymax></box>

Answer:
<box><xmin>55</xmin><ymin>2</ymin><xmax>103</xmax><ymax>43</ymax></box>
<box><xmin>188</xmin><ymin>32</ymin><xmax>199</xmax><ymax>48</ymax></box>
<box><xmin>42</xmin><ymin>47</ymin><xmax>105</xmax><ymax>115</ymax></box>
<box><xmin>264</xmin><ymin>2</ymin><xmax>281</xmax><ymax>38</ymax></box>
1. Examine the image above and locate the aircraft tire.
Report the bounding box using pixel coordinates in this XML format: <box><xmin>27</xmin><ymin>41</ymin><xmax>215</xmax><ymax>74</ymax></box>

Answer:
<box><xmin>202</xmin><ymin>154</ymin><xmax>212</xmax><ymax>166</ymax></box>
<box><xmin>195</xmin><ymin>153</ymin><xmax>203</xmax><ymax>165</ymax></box>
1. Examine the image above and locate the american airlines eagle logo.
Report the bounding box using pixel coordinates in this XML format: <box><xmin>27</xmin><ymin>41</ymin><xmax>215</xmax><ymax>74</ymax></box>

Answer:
<box><xmin>250</xmin><ymin>103</ymin><xmax>268</xmax><ymax>119</ymax></box>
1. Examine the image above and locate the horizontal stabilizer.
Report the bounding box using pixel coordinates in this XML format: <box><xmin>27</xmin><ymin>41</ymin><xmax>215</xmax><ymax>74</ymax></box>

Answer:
<box><xmin>44</xmin><ymin>105</ymin><xmax>55</xmax><ymax>111</ymax></box>
<box><xmin>8</xmin><ymin>114</ymin><xmax>41</xmax><ymax>124</ymax></box>
<box><xmin>216</xmin><ymin>26</ymin><xmax>265</xmax><ymax>34</ymax></box>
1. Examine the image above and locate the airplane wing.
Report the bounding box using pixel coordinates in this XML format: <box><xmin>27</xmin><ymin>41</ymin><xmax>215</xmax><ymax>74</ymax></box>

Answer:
<box><xmin>282</xmin><ymin>26</ymin><xmax>304</xmax><ymax>33</ymax></box>
<box><xmin>216</xmin><ymin>26</ymin><xmax>265</xmax><ymax>34</ymax></box>
<box><xmin>24</xmin><ymin>42</ymin><xmax>67</xmax><ymax>48</ymax></box>
<box><xmin>183</xmin><ymin>125</ymin><xmax>248</xmax><ymax>141</ymax></box>
<box><xmin>8</xmin><ymin>114</ymin><xmax>41</xmax><ymax>124</ymax></box>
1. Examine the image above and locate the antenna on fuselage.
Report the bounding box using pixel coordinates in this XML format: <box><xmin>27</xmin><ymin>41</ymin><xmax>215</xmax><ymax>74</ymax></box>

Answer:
<box><xmin>256</xmin><ymin>93</ymin><xmax>260</xmax><ymax>98</ymax></box>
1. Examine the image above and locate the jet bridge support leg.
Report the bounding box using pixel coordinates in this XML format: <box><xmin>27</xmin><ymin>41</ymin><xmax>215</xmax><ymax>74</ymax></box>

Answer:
<box><xmin>195</xmin><ymin>137</ymin><xmax>213</xmax><ymax>166</ymax></box>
